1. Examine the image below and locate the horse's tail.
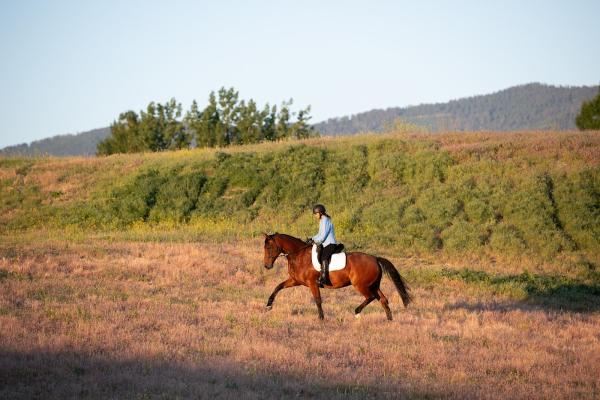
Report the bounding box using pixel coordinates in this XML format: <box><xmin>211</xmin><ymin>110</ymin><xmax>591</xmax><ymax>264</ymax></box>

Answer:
<box><xmin>377</xmin><ymin>257</ymin><xmax>412</xmax><ymax>307</ymax></box>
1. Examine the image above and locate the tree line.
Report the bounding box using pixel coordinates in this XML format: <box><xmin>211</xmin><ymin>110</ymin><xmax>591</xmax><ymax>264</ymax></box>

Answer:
<box><xmin>97</xmin><ymin>87</ymin><xmax>317</xmax><ymax>155</ymax></box>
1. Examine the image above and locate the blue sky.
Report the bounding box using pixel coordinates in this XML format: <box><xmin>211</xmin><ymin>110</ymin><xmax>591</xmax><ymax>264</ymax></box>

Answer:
<box><xmin>1</xmin><ymin>0</ymin><xmax>599</xmax><ymax>148</ymax></box>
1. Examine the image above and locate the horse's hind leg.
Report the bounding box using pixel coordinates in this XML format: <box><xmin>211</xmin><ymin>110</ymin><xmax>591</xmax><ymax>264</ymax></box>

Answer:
<box><xmin>353</xmin><ymin>283</ymin><xmax>379</xmax><ymax>318</ymax></box>
<box><xmin>354</xmin><ymin>295</ymin><xmax>376</xmax><ymax>317</ymax></box>
<box><xmin>377</xmin><ymin>289</ymin><xmax>393</xmax><ymax>321</ymax></box>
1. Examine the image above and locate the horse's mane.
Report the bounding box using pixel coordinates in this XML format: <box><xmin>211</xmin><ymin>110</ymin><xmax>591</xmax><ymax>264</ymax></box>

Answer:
<box><xmin>272</xmin><ymin>233</ymin><xmax>306</xmax><ymax>248</ymax></box>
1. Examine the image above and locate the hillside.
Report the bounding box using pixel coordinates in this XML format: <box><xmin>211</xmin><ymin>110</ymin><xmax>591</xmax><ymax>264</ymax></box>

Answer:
<box><xmin>1</xmin><ymin>130</ymin><xmax>599</xmax><ymax>271</ymax></box>
<box><xmin>0</xmin><ymin>127</ymin><xmax>110</xmax><ymax>157</ymax></box>
<box><xmin>314</xmin><ymin>83</ymin><xmax>599</xmax><ymax>134</ymax></box>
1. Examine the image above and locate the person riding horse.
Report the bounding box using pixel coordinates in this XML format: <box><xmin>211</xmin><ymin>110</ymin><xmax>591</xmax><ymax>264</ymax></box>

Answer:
<box><xmin>308</xmin><ymin>204</ymin><xmax>341</xmax><ymax>287</ymax></box>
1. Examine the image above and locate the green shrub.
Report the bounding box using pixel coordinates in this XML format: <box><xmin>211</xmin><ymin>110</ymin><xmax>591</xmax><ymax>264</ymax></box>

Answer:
<box><xmin>415</xmin><ymin>185</ymin><xmax>463</xmax><ymax>230</ymax></box>
<box><xmin>320</xmin><ymin>145</ymin><xmax>370</xmax><ymax>206</ymax></box>
<box><xmin>502</xmin><ymin>173</ymin><xmax>576</xmax><ymax>258</ymax></box>
<box><xmin>149</xmin><ymin>169</ymin><xmax>207</xmax><ymax>222</ymax></box>
<box><xmin>490</xmin><ymin>224</ymin><xmax>527</xmax><ymax>254</ymax></box>
<box><xmin>401</xmin><ymin>222</ymin><xmax>442</xmax><ymax>252</ymax></box>
<box><xmin>109</xmin><ymin>169</ymin><xmax>164</xmax><ymax>225</ymax></box>
<box><xmin>441</xmin><ymin>220</ymin><xmax>484</xmax><ymax>253</ymax></box>
<box><xmin>553</xmin><ymin>169</ymin><xmax>600</xmax><ymax>251</ymax></box>
<box><xmin>463</xmin><ymin>198</ymin><xmax>494</xmax><ymax>225</ymax></box>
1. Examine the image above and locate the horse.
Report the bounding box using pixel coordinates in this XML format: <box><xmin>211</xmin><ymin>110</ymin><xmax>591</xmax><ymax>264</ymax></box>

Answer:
<box><xmin>262</xmin><ymin>233</ymin><xmax>412</xmax><ymax>320</ymax></box>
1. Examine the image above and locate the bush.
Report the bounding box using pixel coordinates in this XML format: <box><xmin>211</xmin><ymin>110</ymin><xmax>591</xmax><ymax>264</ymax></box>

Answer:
<box><xmin>415</xmin><ymin>185</ymin><xmax>463</xmax><ymax>230</ymax></box>
<box><xmin>441</xmin><ymin>220</ymin><xmax>485</xmax><ymax>253</ymax></box>
<box><xmin>552</xmin><ymin>170</ymin><xmax>600</xmax><ymax>251</ymax></box>
<box><xmin>149</xmin><ymin>169</ymin><xmax>207</xmax><ymax>222</ymax></box>
<box><xmin>464</xmin><ymin>198</ymin><xmax>494</xmax><ymax>225</ymax></box>
<box><xmin>501</xmin><ymin>173</ymin><xmax>576</xmax><ymax>258</ymax></box>
<box><xmin>109</xmin><ymin>169</ymin><xmax>164</xmax><ymax>225</ymax></box>
<box><xmin>490</xmin><ymin>224</ymin><xmax>527</xmax><ymax>254</ymax></box>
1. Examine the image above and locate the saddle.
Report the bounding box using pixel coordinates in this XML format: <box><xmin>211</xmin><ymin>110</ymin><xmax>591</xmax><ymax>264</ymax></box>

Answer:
<box><xmin>316</xmin><ymin>243</ymin><xmax>345</xmax><ymax>264</ymax></box>
<box><xmin>311</xmin><ymin>244</ymin><xmax>346</xmax><ymax>272</ymax></box>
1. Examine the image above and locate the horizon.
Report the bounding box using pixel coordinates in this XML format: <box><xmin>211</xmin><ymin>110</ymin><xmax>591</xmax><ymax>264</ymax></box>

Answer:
<box><xmin>1</xmin><ymin>1</ymin><xmax>599</xmax><ymax>148</ymax></box>
<box><xmin>2</xmin><ymin>81</ymin><xmax>598</xmax><ymax>149</ymax></box>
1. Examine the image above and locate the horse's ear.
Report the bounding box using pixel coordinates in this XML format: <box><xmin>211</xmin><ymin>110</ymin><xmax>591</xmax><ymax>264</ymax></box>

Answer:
<box><xmin>262</xmin><ymin>232</ymin><xmax>269</xmax><ymax>239</ymax></box>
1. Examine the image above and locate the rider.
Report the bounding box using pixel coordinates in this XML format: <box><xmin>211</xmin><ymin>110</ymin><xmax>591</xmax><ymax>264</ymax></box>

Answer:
<box><xmin>310</xmin><ymin>204</ymin><xmax>337</xmax><ymax>287</ymax></box>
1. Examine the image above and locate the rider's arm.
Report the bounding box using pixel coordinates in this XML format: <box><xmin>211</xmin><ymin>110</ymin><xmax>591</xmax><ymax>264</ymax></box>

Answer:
<box><xmin>312</xmin><ymin>217</ymin><xmax>331</xmax><ymax>245</ymax></box>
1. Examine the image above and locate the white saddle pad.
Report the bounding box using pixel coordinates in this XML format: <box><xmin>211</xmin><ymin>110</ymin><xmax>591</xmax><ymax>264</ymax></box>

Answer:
<box><xmin>311</xmin><ymin>244</ymin><xmax>346</xmax><ymax>271</ymax></box>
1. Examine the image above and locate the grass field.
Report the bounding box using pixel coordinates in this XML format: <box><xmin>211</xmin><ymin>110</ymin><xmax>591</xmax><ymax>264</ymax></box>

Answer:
<box><xmin>1</xmin><ymin>131</ymin><xmax>599</xmax><ymax>398</ymax></box>
<box><xmin>1</xmin><ymin>239</ymin><xmax>599</xmax><ymax>399</ymax></box>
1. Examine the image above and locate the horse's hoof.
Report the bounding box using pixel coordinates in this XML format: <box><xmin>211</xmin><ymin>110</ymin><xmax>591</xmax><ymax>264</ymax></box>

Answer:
<box><xmin>265</xmin><ymin>305</ymin><xmax>272</xmax><ymax>311</ymax></box>
<box><xmin>354</xmin><ymin>313</ymin><xmax>362</xmax><ymax>319</ymax></box>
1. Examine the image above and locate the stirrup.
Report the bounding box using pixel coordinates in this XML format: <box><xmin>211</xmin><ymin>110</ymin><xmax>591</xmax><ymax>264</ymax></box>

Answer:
<box><xmin>317</xmin><ymin>273</ymin><xmax>325</xmax><ymax>288</ymax></box>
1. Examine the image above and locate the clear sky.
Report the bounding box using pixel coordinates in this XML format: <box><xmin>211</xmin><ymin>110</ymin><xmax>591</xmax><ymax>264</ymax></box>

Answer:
<box><xmin>1</xmin><ymin>0</ymin><xmax>599</xmax><ymax>148</ymax></box>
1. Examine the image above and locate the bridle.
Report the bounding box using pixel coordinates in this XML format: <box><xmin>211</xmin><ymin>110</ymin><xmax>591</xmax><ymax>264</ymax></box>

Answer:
<box><xmin>268</xmin><ymin>213</ymin><xmax>321</xmax><ymax>260</ymax></box>
<box><xmin>277</xmin><ymin>244</ymin><xmax>312</xmax><ymax>259</ymax></box>
<box><xmin>268</xmin><ymin>237</ymin><xmax>312</xmax><ymax>259</ymax></box>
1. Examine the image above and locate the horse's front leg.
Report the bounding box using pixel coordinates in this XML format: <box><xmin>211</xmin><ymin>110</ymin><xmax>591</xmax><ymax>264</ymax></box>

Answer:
<box><xmin>266</xmin><ymin>278</ymin><xmax>299</xmax><ymax>310</ymax></box>
<box><xmin>308</xmin><ymin>282</ymin><xmax>324</xmax><ymax>320</ymax></box>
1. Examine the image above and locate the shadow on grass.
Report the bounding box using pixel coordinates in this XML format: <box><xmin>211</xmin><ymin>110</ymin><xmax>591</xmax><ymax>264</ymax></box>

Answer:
<box><xmin>0</xmin><ymin>349</ymin><xmax>454</xmax><ymax>400</ymax></box>
<box><xmin>438</xmin><ymin>268</ymin><xmax>600</xmax><ymax>313</ymax></box>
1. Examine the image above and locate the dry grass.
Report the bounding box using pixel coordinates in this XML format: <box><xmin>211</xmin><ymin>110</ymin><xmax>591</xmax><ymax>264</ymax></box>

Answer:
<box><xmin>1</xmin><ymin>239</ymin><xmax>599</xmax><ymax>399</ymax></box>
<box><xmin>431</xmin><ymin>130</ymin><xmax>600</xmax><ymax>166</ymax></box>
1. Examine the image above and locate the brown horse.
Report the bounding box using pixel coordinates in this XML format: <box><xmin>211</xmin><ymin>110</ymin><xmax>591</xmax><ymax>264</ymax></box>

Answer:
<box><xmin>262</xmin><ymin>233</ymin><xmax>412</xmax><ymax>320</ymax></box>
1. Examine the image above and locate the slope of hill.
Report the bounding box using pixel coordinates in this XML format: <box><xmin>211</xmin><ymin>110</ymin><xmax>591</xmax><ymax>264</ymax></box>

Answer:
<box><xmin>1</xmin><ymin>130</ymin><xmax>598</xmax><ymax>270</ymax></box>
<box><xmin>0</xmin><ymin>127</ymin><xmax>110</xmax><ymax>157</ymax></box>
<box><xmin>314</xmin><ymin>83</ymin><xmax>599</xmax><ymax>134</ymax></box>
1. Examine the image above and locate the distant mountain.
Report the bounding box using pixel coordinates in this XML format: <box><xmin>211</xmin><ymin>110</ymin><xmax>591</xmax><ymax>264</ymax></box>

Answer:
<box><xmin>314</xmin><ymin>83</ymin><xmax>599</xmax><ymax>135</ymax></box>
<box><xmin>0</xmin><ymin>127</ymin><xmax>110</xmax><ymax>157</ymax></box>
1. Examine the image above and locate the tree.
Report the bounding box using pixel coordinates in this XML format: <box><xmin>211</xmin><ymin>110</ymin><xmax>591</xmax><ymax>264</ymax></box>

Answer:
<box><xmin>98</xmin><ymin>87</ymin><xmax>318</xmax><ymax>155</ymax></box>
<box><xmin>135</xmin><ymin>99</ymin><xmax>187</xmax><ymax>152</ymax></box>
<box><xmin>275</xmin><ymin>99</ymin><xmax>292</xmax><ymax>139</ymax></box>
<box><xmin>262</xmin><ymin>104</ymin><xmax>277</xmax><ymax>141</ymax></box>
<box><xmin>97</xmin><ymin>111</ymin><xmax>143</xmax><ymax>155</ymax></box>
<box><xmin>217</xmin><ymin>87</ymin><xmax>240</xmax><ymax>145</ymax></box>
<box><xmin>184</xmin><ymin>100</ymin><xmax>202</xmax><ymax>146</ymax></box>
<box><xmin>139</xmin><ymin>102</ymin><xmax>165</xmax><ymax>151</ymax></box>
<box><xmin>289</xmin><ymin>105</ymin><xmax>316</xmax><ymax>139</ymax></box>
<box><xmin>576</xmin><ymin>88</ymin><xmax>600</xmax><ymax>130</ymax></box>
<box><xmin>202</xmin><ymin>92</ymin><xmax>220</xmax><ymax>147</ymax></box>
<box><xmin>237</xmin><ymin>99</ymin><xmax>264</xmax><ymax>144</ymax></box>
<box><xmin>161</xmin><ymin>98</ymin><xmax>188</xmax><ymax>150</ymax></box>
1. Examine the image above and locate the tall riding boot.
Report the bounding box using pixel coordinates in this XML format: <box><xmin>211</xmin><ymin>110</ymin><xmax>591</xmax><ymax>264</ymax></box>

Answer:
<box><xmin>319</xmin><ymin>259</ymin><xmax>330</xmax><ymax>287</ymax></box>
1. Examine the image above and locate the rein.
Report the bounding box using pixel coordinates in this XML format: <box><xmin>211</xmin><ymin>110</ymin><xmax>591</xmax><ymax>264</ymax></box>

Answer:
<box><xmin>277</xmin><ymin>244</ymin><xmax>312</xmax><ymax>258</ymax></box>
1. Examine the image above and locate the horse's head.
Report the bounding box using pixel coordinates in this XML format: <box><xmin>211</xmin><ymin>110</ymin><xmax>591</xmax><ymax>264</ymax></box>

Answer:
<box><xmin>262</xmin><ymin>233</ymin><xmax>281</xmax><ymax>269</ymax></box>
